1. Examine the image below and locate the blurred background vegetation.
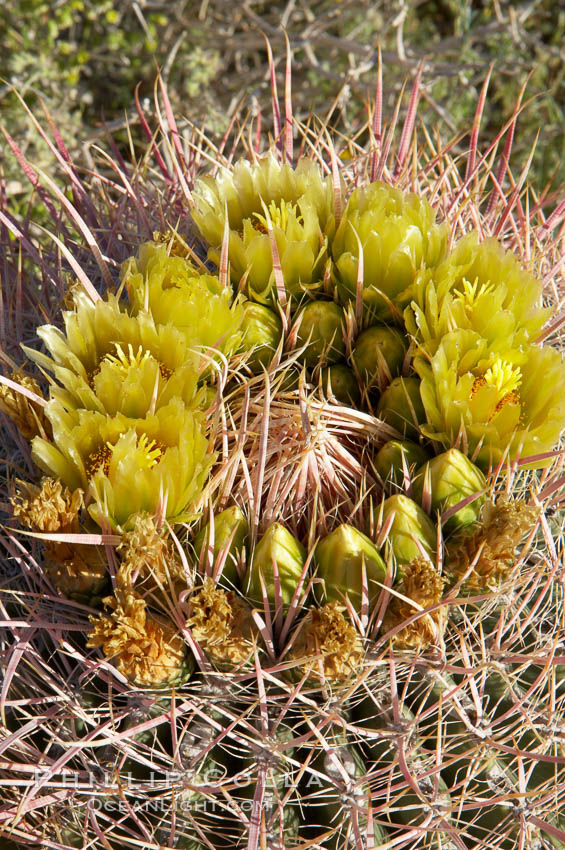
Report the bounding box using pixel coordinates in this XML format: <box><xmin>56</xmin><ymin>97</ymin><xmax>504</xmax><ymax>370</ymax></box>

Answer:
<box><xmin>1</xmin><ymin>0</ymin><xmax>564</xmax><ymax>211</ymax></box>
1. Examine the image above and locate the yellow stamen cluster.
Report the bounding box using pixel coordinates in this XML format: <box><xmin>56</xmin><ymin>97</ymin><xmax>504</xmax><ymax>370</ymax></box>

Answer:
<box><xmin>455</xmin><ymin>276</ymin><xmax>495</xmax><ymax>313</ymax></box>
<box><xmin>85</xmin><ymin>444</ymin><xmax>113</xmax><ymax>479</ymax></box>
<box><xmin>252</xmin><ymin>199</ymin><xmax>303</xmax><ymax>234</ymax></box>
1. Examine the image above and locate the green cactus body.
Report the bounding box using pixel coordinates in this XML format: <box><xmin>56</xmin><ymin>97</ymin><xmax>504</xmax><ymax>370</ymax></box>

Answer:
<box><xmin>375</xmin><ymin>439</ymin><xmax>431</xmax><ymax>489</ymax></box>
<box><xmin>314</xmin><ymin>523</ymin><xmax>388</xmax><ymax>612</ymax></box>
<box><xmin>355</xmin><ymin>696</ymin><xmax>452</xmax><ymax>835</ymax></box>
<box><xmin>240</xmin><ymin>302</ymin><xmax>283</xmax><ymax>371</ymax></box>
<box><xmin>244</xmin><ymin>523</ymin><xmax>307</xmax><ymax>612</ymax></box>
<box><xmin>300</xmin><ymin>721</ymin><xmax>387</xmax><ymax>849</ymax></box>
<box><xmin>379</xmin><ymin>494</ymin><xmax>437</xmax><ymax>577</ymax></box>
<box><xmin>351</xmin><ymin>325</ymin><xmax>407</xmax><ymax>391</ymax></box>
<box><xmin>194</xmin><ymin>506</ymin><xmax>249</xmax><ymax>588</ymax></box>
<box><xmin>412</xmin><ymin>448</ymin><xmax>487</xmax><ymax>533</ymax></box>
<box><xmin>376</xmin><ymin>376</ymin><xmax>426</xmax><ymax>440</ymax></box>
<box><xmin>239</xmin><ymin>721</ymin><xmax>300</xmax><ymax>847</ymax></box>
<box><xmin>296</xmin><ymin>301</ymin><xmax>346</xmax><ymax>367</ymax></box>
<box><xmin>321</xmin><ymin>364</ymin><xmax>361</xmax><ymax>406</ymax></box>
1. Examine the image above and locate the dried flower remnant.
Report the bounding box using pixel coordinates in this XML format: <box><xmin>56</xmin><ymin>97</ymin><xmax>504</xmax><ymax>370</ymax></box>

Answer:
<box><xmin>187</xmin><ymin>578</ymin><xmax>258</xmax><ymax>669</ymax></box>
<box><xmin>117</xmin><ymin>512</ymin><xmax>186</xmax><ymax>592</ymax></box>
<box><xmin>11</xmin><ymin>477</ymin><xmax>83</xmax><ymax>533</ymax></box>
<box><xmin>381</xmin><ymin>558</ymin><xmax>446</xmax><ymax>650</ymax></box>
<box><xmin>11</xmin><ymin>477</ymin><xmax>107</xmax><ymax>604</ymax></box>
<box><xmin>87</xmin><ymin>586</ymin><xmax>191</xmax><ymax>687</ymax></box>
<box><xmin>287</xmin><ymin>602</ymin><xmax>363</xmax><ymax>684</ymax></box>
<box><xmin>448</xmin><ymin>497</ymin><xmax>541</xmax><ymax>590</ymax></box>
<box><xmin>0</xmin><ymin>372</ymin><xmax>50</xmax><ymax>440</ymax></box>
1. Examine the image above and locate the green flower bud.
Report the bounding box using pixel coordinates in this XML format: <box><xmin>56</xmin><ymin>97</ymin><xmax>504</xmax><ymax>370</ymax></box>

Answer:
<box><xmin>296</xmin><ymin>301</ymin><xmax>345</xmax><ymax>367</ymax></box>
<box><xmin>379</xmin><ymin>495</ymin><xmax>436</xmax><ymax>575</ymax></box>
<box><xmin>314</xmin><ymin>524</ymin><xmax>388</xmax><ymax>613</ymax></box>
<box><xmin>240</xmin><ymin>302</ymin><xmax>283</xmax><ymax>371</ymax></box>
<box><xmin>194</xmin><ymin>506</ymin><xmax>249</xmax><ymax>588</ymax></box>
<box><xmin>412</xmin><ymin>448</ymin><xmax>487</xmax><ymax>532</ymax></box>
<box><xmin>320</xmin><ymin>364</ymin><xmax>361</xmax><ymax>406</ymax></box>
<box><xmin>375</xmin><ymin>439</ymin><xmax>431</xmax><ymax>488</ymax></box>
<box><xmin>376</xmin><ymin>376</ymin><xmax>426</xmax><ymax>440</ymax></box>
<box><xmin>244</xmin><ymin>523</ymin><xmax>307</xmax><ymax>612</ymax></box>
<box><xmin>351</xmin><ymin>325</ymin><xmax>407</xmax><ymax>390</ymax></box>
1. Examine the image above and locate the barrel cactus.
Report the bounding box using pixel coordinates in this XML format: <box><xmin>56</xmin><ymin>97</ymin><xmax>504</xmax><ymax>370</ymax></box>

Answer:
<box><xmin>1</xmin><ymin>44</ymin><xmax>565</xmax><ymax>850</ymax></box>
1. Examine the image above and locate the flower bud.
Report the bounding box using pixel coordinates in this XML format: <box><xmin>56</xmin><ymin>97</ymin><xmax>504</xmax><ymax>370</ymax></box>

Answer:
<box><xmin>376</xmin><ymin>376</ymin><xmax>425</xmax><ymax>440</ymax></box>
<box><xmin>194</xmin><ymin>506</ymin><xmax>249</xmax><ymax>588</ymax></box>
<box><xmin>375</xmin><ymin>439</ymin><xmax>431</xmax><ymax>487</ymax></box>
<box><xmin>296</xmin><ymin>301</ymin><xmax>345</xmax><ymax>367</ymax></box>
<box><xmin>412</xmin><ymin>448</ymin><xmax>487</xmax><ymax>532</ymax></box>
<box><xmin>240</xmin><ymin>302</ymin><xmax>283</xmax><ymax>371</ymax></box>
<box><xmin>314</xmin><ymin>523</ymin><xmax>387</xmax><ymax>613</ymax></box>
<box><xmin>379</xmin><ymin>495</ymin><xmax>436</xmax><ymax>574</ymax></box>
<box><xmin>244</xmin><ymin>523</ymin><xmax>307</xmax><ymax>612</ymax></box>
<box><xmin>351</xmin><ymin>325</ymin><xmax>407</xmax><ymax>391</ymax></box>
<box><xmin>320</xmin><ymin>364</ymin><xmax>360</xmax><ymax>406</ymax></box>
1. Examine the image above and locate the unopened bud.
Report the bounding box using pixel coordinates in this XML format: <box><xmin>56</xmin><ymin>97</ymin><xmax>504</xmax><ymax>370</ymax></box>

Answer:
<box><xmin>351</xmin><ymin>326</ymin><xmax>407</xmax><ymax>391</ymax></box>
<box><xmin>376</xmin><ymin>376</ymin><xmax>425</xmax><ymax>440</ymax></box>
<box><xmin>315</xmin><ymin>523</ymin><xmax>387</xmax><ymax>613</ymax></box>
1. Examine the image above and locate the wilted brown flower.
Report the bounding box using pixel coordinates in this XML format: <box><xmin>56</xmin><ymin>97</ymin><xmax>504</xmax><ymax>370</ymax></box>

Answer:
<box><xmin>11</xmin><ymin>477</ymin><xmax>105</xmax><ymax>603</ymax></box>
<box><xmin>287</xmin><ymin>602</ymin><xmax>363</xmax><ymax>684</ymax></box>
<box><xmin>12</xmin><ymin>477</ymin><xmax>83</xmax><ymax>533</ymax></box>
<box><xmin>187</xmin><ymin>578</ymin><xmax>257</xmax><ymax>669</ymax></box>
<box><xmin>117</xmin><ymin>512</ymin><xmax>186</xmax><ymax>592</ymax></box>
<box><xmin>381</xmin><ymin>559</ymin><xmax>446</xmax><ymax>650</ymax></box>
<box><xmin>0</xmin><ymin>373</ymin><xmax>50</xmax><ymax>440</ymax></box>
<box><xmin>87</xmin><ymin>586</ymin><xmax>190</xmax><ymax>687</ymax></box>
<box><xmin>448</xmin><ymin>497</ymin><xmax>541</xmax><ymax>590</ymax></box>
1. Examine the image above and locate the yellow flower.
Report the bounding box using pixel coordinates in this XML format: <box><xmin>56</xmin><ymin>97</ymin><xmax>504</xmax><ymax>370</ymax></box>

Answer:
<box><xmin>331</xmin><ymin>181</ymin><xmax>448</xmax><ymax>322</ymax></box>
<box><xmin>416</xmin><ymin>329</ymin><xmax>565</xmax><ymax>468</ymax></box>
<box><xmin>31</xmin><ymin>398</ymin><xmax>214</xmax><ymax>530</ymax></box>
<box><xmin>405</xmin><ymin>232</ymin><xmax>552</xmax><ymax>355</ymax></box>
<box><xmin>191</xmin><ymin>155</ymin><xmax>335</xmax><ymax>305</ymax></box>
<box><xmin>121</xmin><ymin>240</ymin><xmax>243</xmax><ymax>360</ymax></box>
<box><xmin>25</xmin><ymin>290</ymin><xmax>204</xmax><ymax>416</ymax></box>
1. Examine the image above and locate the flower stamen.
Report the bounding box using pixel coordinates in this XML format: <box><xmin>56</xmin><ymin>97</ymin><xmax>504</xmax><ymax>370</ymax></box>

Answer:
<box><xmin>86</xmin><ymin>444</ymin><xmax>113</xmax><ymax>478</ymax></box>
<box><xmin>470</xmin><ymin>358</ymin><xmax>522</xmax><ymax>420</ymax></box>
<box><xmin>252</xmin><ymin>199</ymin><xmax>303</xmax><ymax>234</ymax></box>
